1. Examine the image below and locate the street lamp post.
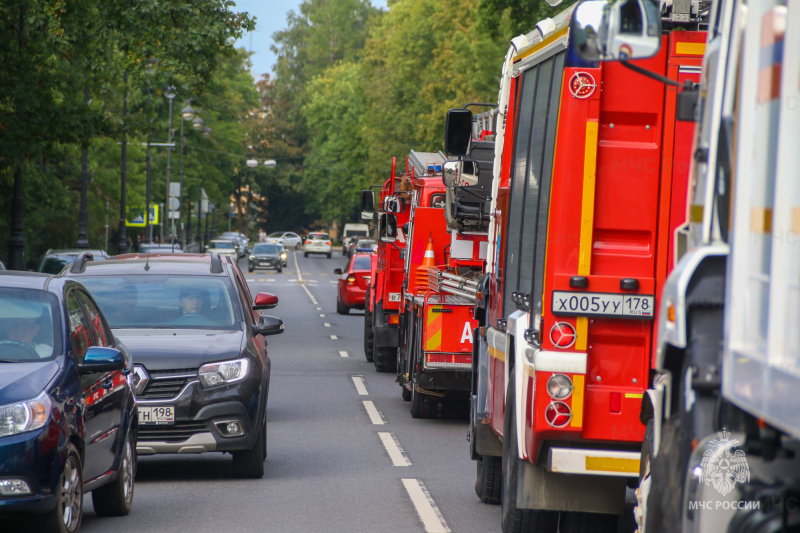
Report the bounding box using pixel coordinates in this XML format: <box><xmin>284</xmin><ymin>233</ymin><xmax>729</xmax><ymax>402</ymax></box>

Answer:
<box><xmin>144</xmin><ymin>57</ymin><xmax>157</xmax><ymax>244</ymax></box>
<box><xmin>163</xmin><ymin>85</ymin><xmax>176</xmax><ymax>245</ymax></box>
<box><xmin>77</xmin><ymin>86</ymin><xmax>90</xmax><ymax>249</ymax></box>
<box><xmin>117</xmin><ymin>71</ymin><xmax>129</xmax><ymax>254</ymax></box>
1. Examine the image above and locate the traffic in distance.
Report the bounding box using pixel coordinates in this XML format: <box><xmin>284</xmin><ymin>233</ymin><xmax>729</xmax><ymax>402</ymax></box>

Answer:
<box><xmin>1</xmin><ymin>0</ymin><xmax>798</xmax><ymax>531</ymax></box>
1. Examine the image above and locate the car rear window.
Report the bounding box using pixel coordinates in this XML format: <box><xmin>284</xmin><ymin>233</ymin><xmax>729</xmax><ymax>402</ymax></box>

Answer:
<box><xmin>0</xmin><ymin>288</ymin><xmax>61</xmax><ymax>361</ymax></box>
<box><xmin>352</xmin><ymin>256</ymin><xmax>371</xmax><ymax>270</ymax></box>
<box><xmin>309</xmin><ymin>234</ymin><xmax>329</xmax><ymax>241</ymax></box>
<box><xmin>79</xmin><ymin>275</ymin><xmax>241</xmax><ymax>330</ymax></box>
<box><xmin>209</xmin><ymin>241</ymin><xmax>236</xmax><ymax>249</ymax></box>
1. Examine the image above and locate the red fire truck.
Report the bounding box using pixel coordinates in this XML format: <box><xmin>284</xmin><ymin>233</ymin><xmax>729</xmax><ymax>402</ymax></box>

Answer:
<box><xmin>362</xmin><ymin>157</ymin><xmax>411</xmax><ymax>372</ymax></box>
<box><xmin>445</xmin><ymin>0</ymin><xmax>707</xmax><ymax>530</ymax></box>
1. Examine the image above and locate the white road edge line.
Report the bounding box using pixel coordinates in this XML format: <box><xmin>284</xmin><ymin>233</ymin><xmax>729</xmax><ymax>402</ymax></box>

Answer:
<box><xmin>301</xmin><ymin>283</ymin><xmax>318</xmax><ymax>305</ymax></box>
<box><xmin>293</xmin><ymin>250</ymin><xmax>303</xmax><ymax>282</ymax></box>
<box><xmin>363</xmin><ymin>401</ymin><xmax>384</xmax><ymax>425</ymax></box>
<box><xmin>351</xmin><ymin>375</ymin><xmax>367</xmax><ymax>395</ymax></box>
<box><xmin>401</xmin><ymin>479</ymin><xmax>451</xmax><ymax>533</ymax></box>
<box><xmin>378</xmin><ymin>432</ymin><xmax>410</xmax><ymax>467</ymax></box>
<box><xmin>339</xmin><ymin>350</ymin><xmax>349</xmax><ymax>358</ymax></box>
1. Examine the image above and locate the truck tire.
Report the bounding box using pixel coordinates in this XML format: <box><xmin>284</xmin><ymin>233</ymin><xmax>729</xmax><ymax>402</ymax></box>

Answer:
<box><xmin>401</xmin><ymin>385</ymin><xmax>411</xmax><ymax>401</ymax></box>
<box><xmin>410</xmin><ymin>383</ymin><xmax>438</xmax><ymax>418</ymax></box>
<box><xmin>646</xmin><ymin>307</ymin><xmax>722</xmax><ymax>533</ymax></box>
<box><xmin>475</xmin><ymin>455</ymin><xmax>502</xmax><ymax>504</ymax></box>
<box><xmin>92</xmin><ymin>430</ymin><xmax>135</xmax><ymax>516</ymax></box>
<box><xmin>501</xmin><ymin>380</ymin><xmax>558</xmax><ymax>533</ymax></box>
<box><xmin>373</xmin><ymin>331</ymin><xmax>396</xmax><ymax>372</ymax></box>
<box><xmin>364</xmin><ymin>290</ymin><xmax>374</xmax><ymax>362</ymax></box>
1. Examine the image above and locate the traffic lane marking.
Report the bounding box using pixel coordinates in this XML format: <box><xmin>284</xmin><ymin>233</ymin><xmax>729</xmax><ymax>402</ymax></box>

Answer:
<box><xmin>363</xmin><ymin>401</ymin><xmax>384</xmax><ymax>425</ymax></box>
<box><xmin>339</xmin><ymin>350</ymin><xmax>349</xmax><ymax>358</ymax></box>
<box><xmin>324</xmin><ymin>323</ymin><xmax>331</xmax><ymax>327</ymax></box>
<box><xmin>402</xmin><ymin>479</ymin><xmax>451</xmax><ymax>533</ymax></box>
<box><xmin>330</xmin><ymin>335</ymin><xmax>338</xmax><ymax>340</ymax></box>
<box><xmin>351</xmin><ymin>375</ymin><xmax>367</xmax><ymax>395</ymax></box>
<box><xmin>378</xmin><ymin>432</ymin><xmax>411</xmax><ymax>466</ymax></box>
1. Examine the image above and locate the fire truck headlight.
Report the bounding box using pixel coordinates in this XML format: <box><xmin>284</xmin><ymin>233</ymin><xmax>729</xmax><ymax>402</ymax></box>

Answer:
<box><xmin>546</xmin><ymin>373</ymin><xmax>573</xmax><ymax>400</ymax></box>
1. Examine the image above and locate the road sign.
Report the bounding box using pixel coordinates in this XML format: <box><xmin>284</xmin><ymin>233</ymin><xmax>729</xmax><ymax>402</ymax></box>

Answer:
<box><xmin>126</xmin><ymin>205</ymin><xmax>159</xmax><ymax>227</ymax></box>
<box><xmin>169</xmin><ymin>182</ymin><xmax>181</xmax><ymax>198</ymax></box>
<box><xmin>169</xmin><ymin>198</ymin><xmax>180</xmax><ymax>210</ymax></box>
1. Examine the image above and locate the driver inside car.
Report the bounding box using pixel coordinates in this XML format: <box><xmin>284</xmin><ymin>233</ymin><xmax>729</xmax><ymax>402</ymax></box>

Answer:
<box><xmin>0</xmin><ymin>311</ymin><xmax>53</xmax><ymax>358</ymax></box>
<box><xmin>174</xmin><ymin>287</ymin><xmax>213</xmax><ymax>325</ymax></box>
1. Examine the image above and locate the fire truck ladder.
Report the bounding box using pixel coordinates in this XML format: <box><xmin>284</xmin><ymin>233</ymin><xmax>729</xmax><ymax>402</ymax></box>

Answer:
<box><xmin>427</xmin><ymin>267</ymin><xmax>479</xmax><ymax>302</ymax></box>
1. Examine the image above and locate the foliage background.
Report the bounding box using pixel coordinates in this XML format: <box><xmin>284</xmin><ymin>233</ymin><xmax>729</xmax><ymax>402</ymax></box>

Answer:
<box><xmin>0</xmin><ymin>0</ymin><xmax>568</xmax><ymax>269</ymax></box>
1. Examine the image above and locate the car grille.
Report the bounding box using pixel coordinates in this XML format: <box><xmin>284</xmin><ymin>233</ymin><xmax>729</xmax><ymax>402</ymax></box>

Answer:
<box><xmin>139</xmin><ymin>370</ymin><xmax>196</xmax><ymax>400</ymax></box>
<box><xmin>138</xmin><ymin>421</ymin><xmax>208</xmax><ymax>443</ymax></box>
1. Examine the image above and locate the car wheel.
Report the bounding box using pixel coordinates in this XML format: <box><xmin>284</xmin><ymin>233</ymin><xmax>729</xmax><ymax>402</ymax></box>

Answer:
<box><xmin>337</xmin><ymin>298</ymin><xmax>349</xmax><ymax>315</ymax></box>
<box><xmin>43</xmin><ymin>443</ymin><xmax>83</xmax><ymax>533</ymax></box>
<box><xmin>277</xmin><ymin>266</ymin><xmax>282</xmax><ymax>273</ymax></box>
<box><xmin>232</xmin><ymin>414</ymin><xmax>266</xmax><ymax>479</ymax></box>
<box><xmin>303</xmin><ymin>252</ymin><xmax>308</xmax><ymax>258</ymax></box>
<box><xmin>248</xmin><ymin>266</ymin><xmax>254</xmax><ymax>273</ymax></box>
<box><xmin>295</xmin><ymin>242</ymin><xmax>301</xmax><ymax>250</ymax></box>
<box><xmin>92</xmin><ymin>430</ymin><xmax>135</xmax><ymax>516</ymax></box>
<box><xmin>326</xmin><ymin>253</ymin><xmax>332</xmax><ymax>259</ymax></box>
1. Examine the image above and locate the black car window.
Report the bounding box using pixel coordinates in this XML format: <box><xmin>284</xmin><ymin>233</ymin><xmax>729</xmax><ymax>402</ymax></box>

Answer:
<box><xmin>79</xmin><ymin>275</ymin><xmax>242</xmax><ymax>330</ymax></box>
<box><xmin>40</xmin><ymin>256</ymin><xmax>71</xmax><ymax>274</ymax></box>
<box><xmin>352</xmin><ymin>256</ymin><xmax>371</xmax><ymax>271</ymax></box>
<box><xmin>252</xmin><ymin>244</ymin><xmax>278</xmax><ymax>254</ymax></box>
<box><xmin>0</xmin><ymin>288</ymin><xmax>61</xmax><ymax>361</ymax></box>
<box><xmin>66</xmin><ymin>290</ymin><xmax>94</xmax><ymax>364</ymax></box>
<box><xmin>76</xmin><ymin>291</ymin><xmax>113</xmax><ymax>347</ymax></box>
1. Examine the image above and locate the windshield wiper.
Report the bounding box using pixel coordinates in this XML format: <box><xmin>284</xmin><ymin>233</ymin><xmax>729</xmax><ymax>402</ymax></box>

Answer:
<box><xmin>0</xmin><ymin>359</ymin><xmax>23</xmax><ymax>363</ymax></box>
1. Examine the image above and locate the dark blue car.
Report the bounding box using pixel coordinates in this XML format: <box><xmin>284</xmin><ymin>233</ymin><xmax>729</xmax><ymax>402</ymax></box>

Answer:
<box><xmin>0</xmin><ymin>270</ymin><xmax>136</xmax><ymax>533</ymax></box>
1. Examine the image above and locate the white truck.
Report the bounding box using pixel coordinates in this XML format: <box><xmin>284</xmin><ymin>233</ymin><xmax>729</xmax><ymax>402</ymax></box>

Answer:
<box><xmin>341</xmin><ymin>223</ymin><xmax>370</xmax><ymax>257</ymax></box>
<box><xmin>637</xmin><ymin>0</ymin><xmax>800</xmax><ymax>530</ymax></box>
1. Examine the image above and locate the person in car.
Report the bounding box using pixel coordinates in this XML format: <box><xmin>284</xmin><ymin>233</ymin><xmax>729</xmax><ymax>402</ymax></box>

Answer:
<box><xmin>174</xmin><ymin>287</ymin><xmax>213</xmax><ymax>325</ymax></box>
<box><xmin>0</xmin><ymin>313</ymin><xmax>52</xmax><ymax>358</ymax></box>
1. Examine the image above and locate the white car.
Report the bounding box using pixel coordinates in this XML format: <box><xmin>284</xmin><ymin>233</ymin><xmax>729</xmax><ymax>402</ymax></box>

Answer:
<box><xmin>267</xmin><ymin>231</ymin><xmax>303</xmax><ymax>250</ymax></box>
<box><xmin>303</xmin><ymin>233</ymin><xmax>332</xmax><ymax>258</ymax></box>
<box><xmin>206</xmin><ymin>239</ymin><xmax>239</xmax><ymax>258</ymax></box>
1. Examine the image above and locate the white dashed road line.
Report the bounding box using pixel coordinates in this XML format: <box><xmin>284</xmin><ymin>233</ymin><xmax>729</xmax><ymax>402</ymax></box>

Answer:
<box><xmin>378</xmin><ymin>432</ymin><xmax>411</xmax><ymax>466</ymax></box>
<box><xmin>301</xmin><ymin>283</ymin><xmax>318</xmax><ymax>305</ymax></box>
<box><xmin>402</xmin><ymin>479</ymin><xmax>451</xmax><ymax>533</ymax></box>
<box><xmin>339</xmin><ymin>350</ymin><xmax>349</xmax><ymax>358</ymax></box>
<box><xmin>363</xmin><ymin>401</ymin><xmax>384</xmax><ymax>425</ymax></box>
<box><xmin>351</xmin><ymin>375</ymin><xmax>367</xmax><ymax>394</ymax></box>
<box><xmin>319</xmin><ymin>313</ymin><xmax>326</xmax><ymax>317</ymax></box>
<box><xmin>324</xmin><ymin>322</ymin><xmax>331</xmax><ymax>328</ymax></box>
<box><xmin>330</xmin><ymin>334</ymin><xmax>338</xmax><ymax>340</ymax></box>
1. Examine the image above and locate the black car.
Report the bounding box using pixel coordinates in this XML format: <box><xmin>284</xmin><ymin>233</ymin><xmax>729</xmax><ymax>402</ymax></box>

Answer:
<box><xmin>248</xmin><ymin>243</ymin><xmax>283</xmax><ymax>273</ymax></box>
<box><xmin>0</xmin><ymin>269</ymin><xmax>137</xmax><ymax>532</ymax></box>
<box><xmin>68</xmin><ymin>253</ymin><xmax>283</xmax><ymax>478</ymax></box>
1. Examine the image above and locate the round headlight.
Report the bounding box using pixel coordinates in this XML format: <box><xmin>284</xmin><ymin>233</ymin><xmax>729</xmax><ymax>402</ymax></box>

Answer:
<box><xmin>546</xmin><ymin>373</ymin><xmax>573</xmax><ymax>400</ymax></box>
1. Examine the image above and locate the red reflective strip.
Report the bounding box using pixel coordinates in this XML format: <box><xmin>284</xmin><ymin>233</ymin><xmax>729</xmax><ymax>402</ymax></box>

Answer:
<box><xmin>610</xmin><ymin>392</ymin><xmax>621</xmax><ymax>413</ymax></box>
<box><xmin>426</xmin><ymin>353</ymin><xmax>471</xmax><ymax>365</ymax></box>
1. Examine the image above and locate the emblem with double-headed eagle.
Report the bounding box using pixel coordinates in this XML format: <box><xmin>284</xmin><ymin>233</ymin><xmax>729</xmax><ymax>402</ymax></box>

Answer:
<box><xmin>699</xmin><ymin>428</ymin><xmax>750</xmax><ymax>496</ymax></box>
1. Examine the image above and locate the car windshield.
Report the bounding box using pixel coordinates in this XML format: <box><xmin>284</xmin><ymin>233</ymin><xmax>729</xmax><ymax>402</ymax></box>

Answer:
<box><xmin>79</xmin><ymin>275</ymin><xmax>241</xmax><ymax>330</ymax></box>
<box><xmin>348</xmin><ymin>230</ymin><xmax>369</xmax><ymax>237</ymax></box>
<box><xmin>268</xmin><ymin>232</ymin><xmax>284</xmax><ymax>238</ymax></box>
<box><xmin>209</xmin><ymin>241</ymin><xmax>236</xmax><ymax>249</ymax></box>
<box><xmin>40</xmin><ymin>253</ymin><xmax>107</xmax><ymax>274</ymax></box>
<box><xmin>253</xmin><ymin>244</ymin><xmax>278</xmax><ymax>254</ymax></box>
<box><xmin>0</xmin><ymin>288</ymin><xmax>61</xmax><ymax>361</ymax></box>
<box><xmin>352</xmin><ymin>256</ymin><xmax>371</xmax><ymax>270</ymax></box>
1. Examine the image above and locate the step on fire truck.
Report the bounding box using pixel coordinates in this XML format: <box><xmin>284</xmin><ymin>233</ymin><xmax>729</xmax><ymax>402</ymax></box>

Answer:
<box><xmin>444</xmin><ymin>0</ymin><xmax>708</xmax><ymax>530</ymax></box>
<box><xmin>637</xmin><ymin>0</ymin><xmax>800</xmax><ymax>530</ymax></box>
<box><xmin>362</xmin><ymin>157</ymin><xmax>411</xmax><ymax>372</ymax></box>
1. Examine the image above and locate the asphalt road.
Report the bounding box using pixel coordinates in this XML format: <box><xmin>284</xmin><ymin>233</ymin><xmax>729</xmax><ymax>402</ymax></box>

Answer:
<box><xmin>76</xmin><ymin>248</ymin><xmax>502</xmax><ymax>533</ymax></box>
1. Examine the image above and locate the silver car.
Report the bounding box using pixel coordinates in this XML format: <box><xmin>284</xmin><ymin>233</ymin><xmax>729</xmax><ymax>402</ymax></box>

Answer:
<box><xmin>266</xmin><ymin>231</ymin><xmax>303</xmax><ymax>250</ymax></box>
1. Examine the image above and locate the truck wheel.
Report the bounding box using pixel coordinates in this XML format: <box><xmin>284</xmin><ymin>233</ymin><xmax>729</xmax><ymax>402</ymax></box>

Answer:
<box><xmin>401</xmin><ymin>385</ymin><xmax>411</xmax><ymax>401</ymax></box>
<box><xmin>364</xmin><ymin>296</ymin><xmax>374</xmax><ymax>362</ymax></box>
<box><xmin>410</xmin><ymin>384</ymin><xmax>438</xmax><ymax>419</ymax></box>
<box><xmin>373</xmin><ymin>346</ymin><xmax>396</xmax><ymax>372</ymax></box>
<box><xmin>501</xmin><ymin>381</ymin><xmax>558</xmax><ymax>533</ymax></box>
<box><xmin>475</xmin><ymin>455</ymin><xmax>502</xmax><ymax>504</ymax></box>
<box><xmin>634</xmin><ymin>419</ymin><xmax>654</xmax><ymax>533</ymax></box>
<box><xmin>43</xmin><ymin>443</ymin><xmax>83</xmax><ymax>533</ymax></box>
<box><xmin>92</xmin><ymin>430</ymin><xmax>135</xmax><ymax>516</ymax></box>
<box><xmin>560</xmin><ymin>512</ymin><xmax>617</xmax><ymax>533</ymax></box>
<box><xmin>646</xmin><ymin>307</ymin><xmax>722</xmax><ymax>533</ymax></box>
<box><xmin>232</xmin><ymin>415</ymin><xmax>266</xmax><ymax>479</ymax></box>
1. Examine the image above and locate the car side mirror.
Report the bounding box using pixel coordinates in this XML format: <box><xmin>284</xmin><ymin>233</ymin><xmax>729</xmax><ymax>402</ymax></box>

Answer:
<box><xmin>379</xmin><ymin>213</ymin><xmax>397</xmax><ymax>243</ymax></box>
<box><xmin>570</xmin><ymin>0</ymin><xmax>662</xmax><ymax>62</ymax></box>
<box><xmin>333</xmin><ymin>268</ymin><xmax>343</xmax><ymax>275</ymax></box>
<box><xmin>78</xmin><ymin>346</ymin><xmax>125</xmax><ymax>373</ymax></box>
<box><xmin>444</xmin><ymin>108</ymin><xmax>473</xmax><ymax>156</ymax></box>
<box><xmin>361</xmin><ymin>190</ymin><xmax>375</xmax><ymax>221</ymax></box>
<box><xmin>253</xmin><ymin>292</ymin><xmax>279</xmax><ymax>310</ymax></box>
<box><xmin>254</xmin><ymin>315</ymin><xmax>284</xmax><ymax>336</ymax></box>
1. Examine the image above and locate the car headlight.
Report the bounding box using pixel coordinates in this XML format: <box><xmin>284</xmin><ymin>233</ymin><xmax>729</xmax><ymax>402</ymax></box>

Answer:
<box><xmin>249</xmin><ymin>255</ymin><xmax>255</xmax><ymax>260</ymax></box>
<box><xmin>280</xmin><ymin>253</ymin><xmax>287</xmax><ymax>259</ymax></box>
<box><xmin>0</xmin><ymin>392</ymin><xmax>52</xmax><ymax>437</ymax></box>
<box><xmin>198</xmin><ymin>358</ymin><xmax>250</xmax><ymax>388</ymax></box>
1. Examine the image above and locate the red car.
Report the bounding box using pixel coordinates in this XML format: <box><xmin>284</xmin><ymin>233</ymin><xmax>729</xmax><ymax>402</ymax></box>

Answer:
<box><xmin>334</xmin><ymin>253</ymin><xmax>371</xmax><ymax>314</ymax></box>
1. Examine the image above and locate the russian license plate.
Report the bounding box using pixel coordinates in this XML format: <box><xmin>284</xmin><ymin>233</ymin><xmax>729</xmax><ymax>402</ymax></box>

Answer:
<box><xmin>388</xmin><ymin>293</ymin><xmax>402</xmax><ymax>302</ymax></box>
<box><xmin>552</xmin><ymin>291</ymin><xmax>655</xmax><ymax>319</ymax></box>
<box><xmin>138</xmin><ymin>406</ymin><xmax>174</xmax><ymax>425</ymax></box>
